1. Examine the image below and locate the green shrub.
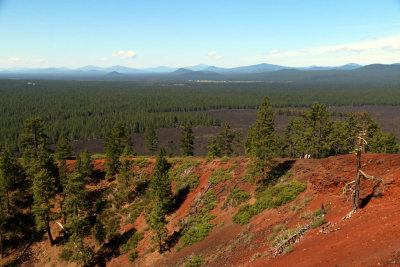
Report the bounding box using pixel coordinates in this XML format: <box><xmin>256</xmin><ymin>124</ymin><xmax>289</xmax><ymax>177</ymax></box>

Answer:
<box><xmin>135</xmin><ymin>157</ymin><xmax>151</xmax><ymax>168</ymax></box>
<box><xmin>284</xmin><ymin>244</ymin><xmax>295</xmax><ymax>254</ymax></box>
<box><xmin>209</xmin><ymin>168</ymin><xmax>233</xmax><ymax>184</ymax></box>
<box><xmin>179</xmin><ymin>191</ymin><xmax>217</xmax><ymax>247</ymax></box>
<box><xmin>252</xmin><ymin>252</ymin><xmax>261</xmax><ymax>260</ymax></box>
<box><xmin>226</xmin><ymin>245</ymin><xmax>235</xmax><ymax>251</ymax></box>
<box><xmin>273</xmin><ymin>224</ymin><xmax>286</xmax><ymax>233</ymax></box>
<box><xmin>312</xmin><ymin>208</ymin><xmax>323</xmax><ymax>218</ymax></box>
<box><xmin>59</xmin><ymin>249</ymin><xmax>73</xmax><ymax>262</ymax></box>
<box><xmin>300</xmin><ymin>212</ymin><xmax>311</xmax><ymax>220</ymax></box>
<box><xmin>120</xmin><ymin>232</ymin><xmax>144</xmax><ymax>254</ymax></box>
<box><xmin>184</xmin><ymin>255</ymin><xmax>205</xmax><ymax>267</ymax></box>
<box><xmin>169</xmin><ymin>159</ymin><xmax>202</xmax><ymax>193</ymax></box>
<box><xmin>228</xmin><ymin>164</ymin><xmax>237</xmax><ymax>172</ymax></box>
<box><xmin>271</xmin><ymin>226</ymin><xmax>303</xmax><ymax>247</ymax></box>
<box><xmin>267</xmin><ymin>233</ymin><xmax>276</xmax><ymax>242</ymax></box>
<box><xmin>128</xmin><ymin>250</ymin><xmax>138</xmax><ymax>262</ymax></box>
<box><xmin>291</xmin><ymin>205</ymin><xmax>301</xmax><ymax>212</ymax></box>
<box><xmin>220</xmin><ymin>156</ymin><xmax>230</xmax><ymax>163</ymax></box>
<box><xmin>302</xmin><ymin>197</ymin><xmax>311</xmax><ymax>206</ymax></box>
<box><xmin>227</xmin><ymin>188</ymin><xmax>251</xmax><ymax>207</ymax></box>
<box><xmin>245</xmin><ymin>233</ymin><xmax>255</xmax><ymax>244</ymax></box>
<box><xmin>241</xmin><ymin>161</ymin><xmax>262</xmax><ymax>183</ymax></box>
<box><xmin>232</xmin><ymin>204</ymin><xmax>253</xmax><ymax>225</ymax></box>
<box><xmin>233</xmin><ymin>180</ymin><xmax>307</xmax><ymax>225</ymax></box>
<box><xmin>310</xmin><ymin>216</ymin><xmax>327</xmax><ymax>229</ymax></box>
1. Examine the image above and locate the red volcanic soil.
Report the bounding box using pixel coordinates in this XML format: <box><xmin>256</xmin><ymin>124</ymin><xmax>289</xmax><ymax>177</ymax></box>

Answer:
<box><xmin>9</xmin><ymin>154</ymin><xmax>400</xmax><ymax>267</ymax></box>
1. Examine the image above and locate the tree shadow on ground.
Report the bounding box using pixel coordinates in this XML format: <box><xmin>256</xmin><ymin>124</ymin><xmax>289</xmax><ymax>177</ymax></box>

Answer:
<box><xmin>258</xmin><ymin>160</ymin><xmax>296</xmax><ymax>187</ymax></box>
<box><xmin>94</xmin><ymin>228</ymin><xmax>137</xmax><ymax>267</ymax></box>
<box><xmin>167</xmin><ymin>186</ymin><xmax>190</xmax><ymax>215</ymax></box>
<box><xmin>161</xmin><ymin>229</ymin><xmax>182</xmax><ymax>253</ymax></box>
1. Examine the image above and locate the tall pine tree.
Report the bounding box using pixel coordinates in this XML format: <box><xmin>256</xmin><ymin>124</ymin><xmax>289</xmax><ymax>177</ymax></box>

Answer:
<box><xmin>104</xmin><ymin>123</ymin><xmax>132</xmax><ymax>178</ymax></box>
<box><xmin>147</xmin><ymin>148</ymin><xmax>171</xmax><ymax>253</ymax></box>
<box><xmin>180</xmin><ymin>123</ymin><xmax>194</xmax><ymax>156</ymax></box>
<box><xmin>145</xmin><ymin>126</ymin><xmax>158</xmax><ymax>155</ymax></box>
<box><xmin>245</xmin><ymin>97</ymin><xmax>280</xmax><ymax>177</ymax></box>
<box><xmin>56</xmin><ymin>133</ymin><xmax>72</xmax><ymax>183</ymax></box>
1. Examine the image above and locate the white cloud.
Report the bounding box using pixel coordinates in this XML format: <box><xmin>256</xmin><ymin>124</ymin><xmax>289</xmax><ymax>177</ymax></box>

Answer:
<box><xmin>208</xmin><ymin>51</ymin><xmax>223</xmax><ymax>60</ymax></box>
<box><xmin>8</xmin><ymin>57</ymin><xmax>21</xmax><ymax>62</ymax></box>
<box><xmin>7</xmin><ymin>57</ymin><xmax>45</xmax><ymax>63</ymax></box>
<box><xmin>256</xmin><ymin>34</ymin><xmax>400</xmax><ymax>66</ymax></box>
<box><xmin>98</xmin><ymin>57</ymin><xmax>107</xmax><ymax>61</ymax></box>
<box><xmin>111</xmin><ymin>50</ymin><xmax>137</xmax><ymax>59</ymax></box>
<box><xmin>125</xmin><ymin>50</ymin><xmax>136</xmax><ymax>58</ymax></box>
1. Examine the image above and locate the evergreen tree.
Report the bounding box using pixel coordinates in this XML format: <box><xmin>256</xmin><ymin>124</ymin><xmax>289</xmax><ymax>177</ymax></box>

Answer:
<box><xmin>0</xmin><ymin>148</ymin><xmax>29</xmax><ymax>257</ymax></box>
<box><xmin>0</xmin><ymin>183</ymin><xmax>6</xmax><ymax>258</ymax></box>
<box><xmin>180</xmin><ymin>123</ymin><xmax>194</xmax><ymax>156</ymax></box>
<box><xmin>19</xmin><ymin>117</ymin><xmax>57</xmax><ymax>177</ymax></box>
<box><xmin>62</xmin><ymin>172</ymin><xmax>93</xmax><ymax>265</ymax></box>
<box><xmin>75</xmin><ymin>148</ymin><xmax>94</xmax><ymax>181</ymax></box>
<box><xmin>19</xmin><ymin>118</ymin><xmax>57</xmax><ymax>246</ymax></box>
<box><xmin>147</xmin><ymin>148</ymin><xmax>171</xmax><ymax>253</ymax></box>
<box><xmin>104</xmin><ymin>123</ymin><xmax>132</xmax><ymax>178</ymax></box>
<box><xmin>245</xmin><ymin>97</ymin><xmax>280</xmax><ymax>177</ymax></box>
<box><xmin>231</xmin><ymin>130</ymin><xmax>243</xmax><ymax>156</ymax></box>
<box><xmin>32</xmin><ymin>169</ymin><xmax>55</xmax><ymax>246</ymax></box>
<box><xmin>56</xmin><ymin>133</ymin><xmax>72</xmax><ymax>182</ymax></box>
<box><xmin>145</xmin><ymin>126</ymin><xmax>158</xmax><ymax>155</ymax></box>
<box><xmin>0</xmin><ymin>148</ymin><xmax>23</xmax><ymax>214</ymax></box>
<box><xmin>302</xmin><ymin>103</ymin><xmax>333</xmax><ymax>158</ymax></box>
<box><xmin>114</xmin><ymin>157</ymin><xmax>134</xmax><ymax>207</ymax></box>
<box><xmin>217</xmin><ymin>123</ymin><xmax>235</xmax><ymax>156</ymax></box>
<box><xmin>284</xmin><ymin>117</ymin><xmax>306</xmax><ymax>158</ymax></box>
<box><xmin>207</xmin><ymin>138</ymin><xmax>221</xmax><ymax>159</ymax></box>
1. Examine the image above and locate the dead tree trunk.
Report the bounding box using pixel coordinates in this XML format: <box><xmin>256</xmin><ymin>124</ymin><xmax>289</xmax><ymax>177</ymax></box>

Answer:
<box><xmin>352</xmin><ymin>146</ymin><xmax>362</xmax><ymax>211</ymax></box>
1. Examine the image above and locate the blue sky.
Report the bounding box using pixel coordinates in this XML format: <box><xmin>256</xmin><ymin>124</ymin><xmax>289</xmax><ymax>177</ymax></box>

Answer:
<box><xmin>0</xmin><ymin>0</ymin><xmax>399</xmax><ymax>68</ymax></box>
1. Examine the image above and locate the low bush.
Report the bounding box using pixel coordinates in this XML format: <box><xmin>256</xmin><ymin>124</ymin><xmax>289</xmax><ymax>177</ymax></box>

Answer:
<box><xmin>310</xmin><ymin>216</ymin><xmax>327</xmax><ymax>229</ymax></box>
<box><xmin>179</xmin><ymin>190</ymin><xmax>217</xmax><ymax>247</ymax></box>
<box><xmin>273</xmin><ymin>224</ymin><xmax>286</xmax><ymax>233</ymax></box>
<box><xmin>227</xmin><ymin>188</ymin><xmax>251</xmax><ymax>207</ymax></box>
<box><xmin>135</xmin><ymin>157</ymin><xmax>151</xmax><ymax>168</ymax></box>
<box><xmin>284</xmin><ymin>244</ymin><xmax>295</xmax><ymax>254</ymax></box>
<box><xmin>232</xmin><ymin>204</ymin><xmax>253</xmax><ymax>225</ymax></box>
<box><xmin>120</xmin><ymin>232</ymin><xmax>144</xmax><ymax>254</ymax></box>
<box><xmin>233</xmin><ymin>180</ymin><xmax>307</xmax><ymax>225</ymax></box>
<box><xmin>271</xmin><ymin>227</ymin><xmax>302</xmax><ymax>247</ymax></box>
<box><xmin>128</xmin><ymin>250</ymin><xmax>138</xmax><ymax>262</ymax></box>
<box><xmin>300</xmin><ymin>212</ymin><xmax>311</xmax><ymax>220</ymax></box>
<box><xmin>185</xmin><ymin>255</ymin><xmax>205</xmax><ymax>267</ymax></box>
<box><xmin>169</xmin><ymin>159</ymin><xmax>202</xmax><ymax>193</ymax></box>
<box><xmin>252</xmin><ymin>252</ymin><xmax>261</xmax><ymax>260</ymax></box>
<box><xmin>302</xmin><ymin>197</ymin><xmax>312</xmax><ymax>206</ymax></box>
<box><xmin>209</xmin><ymin>168</ymin><xmax>233</xmax><ymax>184</ymax></box>
<box><xmin>267</xmin><ymin>233</ymin><xmax>276</xmax><ymax>242</ymax></box>
<box><xmin>291</xmin><ymin>205</ymin><xmax>301</xmax><ymax>212</ymax></box>
<box><xmin>220</xmin><ymin>156</ymin><xmax>230</xmax><ymax>163</ymax></box>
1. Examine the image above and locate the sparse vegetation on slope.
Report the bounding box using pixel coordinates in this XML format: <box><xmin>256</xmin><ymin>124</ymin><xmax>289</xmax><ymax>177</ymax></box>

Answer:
<box><xmin>233</xmin><ymin>180</ymin><xmax>307</xmax><ymax>225</ymax></box>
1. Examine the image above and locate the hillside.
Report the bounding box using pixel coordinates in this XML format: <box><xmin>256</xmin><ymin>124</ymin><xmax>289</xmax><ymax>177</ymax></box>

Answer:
<box><xmin>5</xmin><ymin>154</ymin><xmax>400</xmax><ymax>266</ymax></box>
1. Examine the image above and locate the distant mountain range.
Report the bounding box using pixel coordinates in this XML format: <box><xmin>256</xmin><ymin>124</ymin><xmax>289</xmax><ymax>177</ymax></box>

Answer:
<box><xmin>1</xmin><ymin>63</ymin><xmax>400</xmax><ymax>85</ymax></box>
<box><xmin>0</xmin><ymin>62</ymin><xmax>364</xmax><ymax>75</ymax></box>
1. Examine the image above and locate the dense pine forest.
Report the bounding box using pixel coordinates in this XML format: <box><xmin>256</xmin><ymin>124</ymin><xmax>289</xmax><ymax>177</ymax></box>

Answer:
<box><xmin>1</xmin><ymin>79</ymin><xmax>400</xmax><ymax>149</ymax></box>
